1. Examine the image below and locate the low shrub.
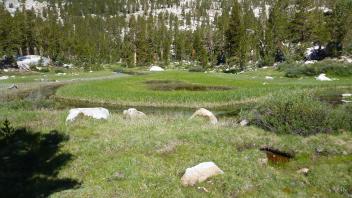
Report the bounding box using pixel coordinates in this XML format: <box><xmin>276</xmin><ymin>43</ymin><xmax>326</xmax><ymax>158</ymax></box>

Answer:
<box><xmin>280</xmin><ymin>60</ymin><xmax>352</xmax><ymax>78</ymax></box>
<box><xmin>54</xmin><ymin>68</ymin><xmax>66</xmax><ymax>73</ymax></box>
<box><xmin>244</xmin><ymin>91</ymin><xmax>348</xmax><ymax>136</ymax></box>
<box><xmin>329</xmin><ymin>104</ymin><xmax>352</xmax><ymax>132</ymax></box>
<box><xmin>188</xmin><ymin>66</ymin><xmax>205</xmax><ymax>72</ymax></box>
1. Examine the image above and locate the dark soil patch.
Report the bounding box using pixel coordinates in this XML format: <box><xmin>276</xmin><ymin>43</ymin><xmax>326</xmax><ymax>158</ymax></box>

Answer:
<box><xmin>145</xmin><ymin>80</ymin><xmax>233</xmax><ymax>91</ymax></box>
<box><xmin>260</xmin><ymin>147</ymin><xmax>295</xmax><ymax>164</ymax></box>
<box><xmin>318</xmin><ymin>94</ymin><xmax>344</xmax><ymax>106</ymax></box>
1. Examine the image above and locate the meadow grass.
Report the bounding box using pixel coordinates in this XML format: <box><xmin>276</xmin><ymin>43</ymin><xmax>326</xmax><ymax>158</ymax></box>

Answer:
<box><xmin>0</xmin><ymin>70</ymin><xmax>114</xmax><ymax>84</ymax></box>
<box><xmin>0</xmin><ymin>104</ymin><xmax>351</xmax><ymax>197</ymax></box>
<box><xmin>56</xmin><ymin>69</ymin><xmax>352</xmax><ymax>109</ymax></box>
<box><xmin>1</xmin><ymin>68</ymin><xmax>351</xmax><ymax>197</ymax></box>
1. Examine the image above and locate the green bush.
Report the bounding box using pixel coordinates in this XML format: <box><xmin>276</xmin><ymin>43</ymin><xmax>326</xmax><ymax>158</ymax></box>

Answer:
<box><xmin>54</xmin><ymin>68</ymin><xmax>66</xmax><ymax>73</ymax></box>
<box><xmin>246</xmin><ymin>91</ymin><xmax>334</xmax><ymax>136</ymax></box>
<box><xmin>330</xmin><ymin>104</ymin><xmax>352</xmax><ymax>131</ymax></box>
<box><xmin>188</xmin><ymin>66</ymin><xmax>205</xmax><ymax>72</ymax></box>
<box><xmin>280</xmin><ymin>60</ymin><xmax>352</xmax><ymax>78</ymax></box>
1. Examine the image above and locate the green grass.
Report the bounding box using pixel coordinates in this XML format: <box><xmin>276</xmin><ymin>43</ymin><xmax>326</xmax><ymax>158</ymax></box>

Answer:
<box><xmin>0</xmin><ymin>105</ymin><xmax>351</xmax><ymax>197</ymax></box>
<box><xmin>1</xmin><ymin>68</ymin><xmax>351</xmax><ymax>197</ymax></box>
<box><xmin>56</xmin><ymin>69</ymin><xmax>352</xmax><ymax>109</ymax></box>
<box><xmin>0</xmin><ymin>70</ymin><xmax>114</xmax><ymax>84</ymax></box>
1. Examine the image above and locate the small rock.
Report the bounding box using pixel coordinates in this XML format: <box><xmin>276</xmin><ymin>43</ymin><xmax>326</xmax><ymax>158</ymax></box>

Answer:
<box><xmin>66</xmin><ymin>108</ymin><xmax>110</xmax><ymax>122</ymax></box>
<box><xmin>107</xmin><ymin>172</ymin><xmax>125</xmax><ymax>181</ymax></box>
<box><xmin>315</xmin><ymin>74</ymin><xmax>332</xmax><ymax>81</ymax></box>
<box><xmin>149</xmin><ymin>65</ymin><xmax>165</xmax><ymax>72</ymax></box>
<box><xmin>181</xmin><ymin>162</ymin><xmax>224</xmax><ymax>186</ymax></box>
<box><xmin>265</xmin><ymin>76</ymin><xmax>274</xmax><ymax>80</ymax></box>
<box><xmin>123</xmin><ymin>108</ymin><xmax>146</xmax><ymax>119</ymax></box>
<box><xmin>197</xmin><ymin>187</ymin><xmax>209</xmax><ymax>193</ymax></box>
<box><xmin>342</xmin><ymin>93</ymin><xmax>352</xmax><ymax>97</ymax></box>
<box><xmin>342</xmin><ymin>100</ymin><xmax>352</xmax><ymax>103</ymax></box>
<box><xmin>297</xmin><ymin>168</ymin><xmax>310</xmax><ymax>176</ymax></box>
<box><xmin>304</xmin><ymin>60</ymin><xmax>317</xmax><ymax>65</ymax></box>
<box><xmin>258</xmin><ymin>158</ymin><xmax>268</xmax><ymax>166</ymax></box>
<box><xmin>240</xmin><ymin>119</ymin><xmax>249</xmax><ymax>127</ymax></box>
<box><xmin>8</xmin><ymin>84</ymin><xmax>18</xmax><ymax>90</ymax></box>
<box><xmin>190</xmin><ymin>108</ymin><xmax>218</xmax><ymax>125</ymax></box>
<box><xmin>0</xmin><ymin>76</ymin><xmax>9</xmax><ymax>80</ymax></box>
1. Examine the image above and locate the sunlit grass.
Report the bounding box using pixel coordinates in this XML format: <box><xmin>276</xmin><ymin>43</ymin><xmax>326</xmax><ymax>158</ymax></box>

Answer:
<box><xmin>56</xmin><ymin>69</ymin><xmax>352</xmax><ymax>109</ymax></box>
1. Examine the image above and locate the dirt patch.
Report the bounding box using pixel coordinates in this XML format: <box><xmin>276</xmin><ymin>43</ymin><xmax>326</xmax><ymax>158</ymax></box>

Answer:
<box><xmin>145</xmin><ymin>80</ymin><xmax>233</xmax><ymax>91</ymax></box>
<box><xmin>260</xmin><ymin>147</ymin><xmax>294</xmax><ymax>164</ymax></box>
<box><xmin>318</xmin><ymin>94</ymin><xmax>344</xmax><ymax>106</ymax></box>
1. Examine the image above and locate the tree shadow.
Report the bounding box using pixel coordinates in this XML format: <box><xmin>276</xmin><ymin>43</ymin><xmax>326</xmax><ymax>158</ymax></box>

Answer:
<box><xmin>0</xmin><ymin>120</ymin><xmax>80</xmax><ymax>198</ymax></box>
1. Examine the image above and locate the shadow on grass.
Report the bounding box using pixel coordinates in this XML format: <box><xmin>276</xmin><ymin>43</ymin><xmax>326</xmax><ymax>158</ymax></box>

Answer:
<box><xmin>0</xmin><ymin>121</ymin><xmax>80</xmax><ymax>198</ymax></box>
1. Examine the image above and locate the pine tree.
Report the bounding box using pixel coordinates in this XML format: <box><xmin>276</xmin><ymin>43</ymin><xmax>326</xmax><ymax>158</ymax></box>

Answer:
<box><xmin>225</xmin><ymin>0</ymin><xmax>246</xmax><ymax>69</ymax></box>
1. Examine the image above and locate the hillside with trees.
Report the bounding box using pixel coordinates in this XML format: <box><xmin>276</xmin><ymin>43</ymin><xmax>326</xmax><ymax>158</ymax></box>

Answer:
<box><xmin>0</xmin><ymin>0</ymin><xmax>351</xmax><ymax>70</ymax></box>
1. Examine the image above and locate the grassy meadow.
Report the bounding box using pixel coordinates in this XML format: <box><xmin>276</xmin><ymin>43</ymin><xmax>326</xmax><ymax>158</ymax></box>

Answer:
<box><xmin>56</xmin><ymin>68</ymin><xmax>352</xmax><ymax>109</ymax></box>
<box><xmin>1</xmin><ymin>67</ymin><xmax>352</xmax><ymax>197</ymax></box>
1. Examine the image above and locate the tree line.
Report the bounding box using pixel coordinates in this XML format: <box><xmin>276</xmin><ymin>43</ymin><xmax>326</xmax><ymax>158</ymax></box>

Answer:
<box><xmin>0</xmin><ymin>0</ymin><xmax>351</xmax><ymax>70</ymax></box>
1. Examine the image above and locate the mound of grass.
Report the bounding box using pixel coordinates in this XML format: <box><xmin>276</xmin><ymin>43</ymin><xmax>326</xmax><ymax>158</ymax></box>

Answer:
<box><xmin>244</xmin><ymin>91</ymin><xmax>351</xmax><ymax>136</ymax></box>
<box><xmin>280</xmin><ymin>60</ymin><xmax>352</xmax><ymax>78</ymax></box>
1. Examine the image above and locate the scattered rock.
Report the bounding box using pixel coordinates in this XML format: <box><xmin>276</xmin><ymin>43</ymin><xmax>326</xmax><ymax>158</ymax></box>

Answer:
<box><xmin>107</xmin><ymin>172</ymin><xmax>125</xmax><ymax>181</ymax></box>
<box><xmin>197</xmin><ymin>186</ymin><xmax>210</xmax><ymax>193</ymax></box>
<box><xmin>181</xmin><ymin>162</ymin><xmax>224</xmax><ymax>186</ymax></box>
<box><xmin>149</xmin><ymin>65</ymin><xmax>165</xmax><ymax>72</ymax></box>
<box><xmin>190</xmin><ymin>108</ymin><xmax>218</xmax><ymax>125</ymax></box>
<box><xmin>342</xmin><ymin>93</ymin><xmax>352</xmax><ymax>97</ymax></box>
<box><xmin>304</xmin><ymin>60</ymin><xmax>317</xmax><ymax>65</ymax></box>
<box><xmin>341</xmin><ymin>100</ymin><xmax>352</xmax><ymax>103</ymax></box>
<box><xmin>123</xmin><ymin>108</ymin><xmax>146</xmax><ymax>119</ymax></box>
<box><xmin>16</xmin><ymin>55</ymin><xmax>51</xmax><ymax>70</ymax></box>
<box><xmin>315</xmin><ymin>74</ymin><xmax>332</xmax><ymax>81</ymax></box>
<box><xmin>258</xmin><ymin>158</ymin><xmax>268</xmax><ymax>166</ymax></box>
<box><xmin>8</xmin><ymin>84</ymin><xmax>18</xmax><ymax>90</ymax></box>
<box><xmin>297</xmin><ymin>168</ymin><xmax>310</xmax><ymax>176</ymax></box>
<box><xmin>63</xmin><ymin>63</ymin><xmax>74</xmax><ymax>68</ymax></box>
<box><xmin>156</xmin><ymin>141</ymin><xmax>182</xmax><ymax>154</ymax></box>
<box><xmin>265</xmin><ymin>76</ymin><xmax>274</xmax><ymax>80</ymax></box>
<box><xmin>0</xmin><ymin>76</ymin><xmax>9</xmax><ymax>80</ymax></box>
<box><xmin>340</xmin><ymin>56</ymin><xmax>352</xmax><ymax>63</ymax></box>
<box><xmin>240</xmin><ymin>119</ymin><xmax>249</xmax><ymax>127</ymax></box>
<box><xmin>66</xmin><ymin>108</ymin><xmax>110</xmax><ymax>122</ymax></box>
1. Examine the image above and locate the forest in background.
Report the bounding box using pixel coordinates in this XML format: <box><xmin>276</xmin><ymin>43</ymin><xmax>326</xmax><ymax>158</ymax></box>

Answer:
<box><xmin>0</xmin><ymin>0</ymin><xmax>351</xmax><ymax>70</ymax></box>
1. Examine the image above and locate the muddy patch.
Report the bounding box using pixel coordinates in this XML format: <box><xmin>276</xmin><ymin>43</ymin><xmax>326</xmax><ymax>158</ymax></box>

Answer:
<box><xmin>318</xmin><ymin>94</ymin><xmax>344</xmax><ymax>106</ymax></box>
<box><xmin>260</xmin><ymin>147</ymin><xmax>294</xmax><ymax>164</ymax></box>
<box><xmin>145</xmin><ymin>80</ymin><xmax>233</xmax><ymax>91</ymax></box>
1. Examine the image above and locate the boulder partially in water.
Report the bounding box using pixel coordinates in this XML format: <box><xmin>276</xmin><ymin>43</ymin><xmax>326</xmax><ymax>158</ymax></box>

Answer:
<box><xmin>66</xmin><ymin>108</ymin><xmax>110</xmax><ymax>122</ymax></box>
<box><xmin>190</xmin><ymin>108</ymin><xmax>218</xmax><ymax>125</ymax></box>
<box><xmin>181</xmin><ymin>162</ymin><xmax>224</xmax><ymax>186</ymax></box>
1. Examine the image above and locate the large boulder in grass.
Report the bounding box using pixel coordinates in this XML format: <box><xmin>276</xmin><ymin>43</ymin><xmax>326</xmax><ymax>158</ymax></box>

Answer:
<box><xmin>181</xmin><ymin>162</ymin><xmax>224</xmax><ymax>186</ymax></box>
<box><xmin>123</xmin><ymin>108</ymin><xmax>146</xmax><ymax>120</ymax></box>
<box><xmin>190</xmin><ymin>108</ymin><xmax>218</xmax><ymax>125</ymax></box>
<box><xmin>149</xmin><ymin>66</ymin><xmax>164</xmax><ymax>72</ymax></box>
<box><xmin>66</xmin><ymin>108</ymin><xmax>110</xmax><ymax>122</ymax></box>
<box><xmin>16</xmin><ymin>55</ymin><xmax>51</xmax><ymax>70</ymax></box>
